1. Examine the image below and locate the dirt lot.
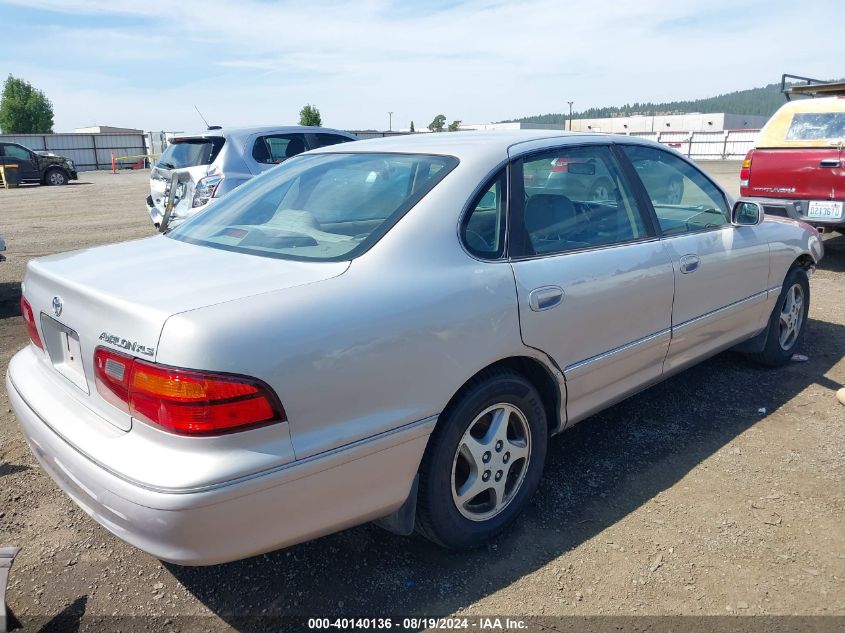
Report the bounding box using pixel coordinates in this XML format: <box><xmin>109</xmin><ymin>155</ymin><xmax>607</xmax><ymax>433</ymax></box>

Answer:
<box><xmin>0</xmin><ymin>167</ymin><xmax>843</xmax><ymax>631</ymax></box>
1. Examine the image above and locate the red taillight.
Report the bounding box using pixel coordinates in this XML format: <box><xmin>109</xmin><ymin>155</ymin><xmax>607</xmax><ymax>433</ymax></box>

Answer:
<box><xmin>740</xmin><ymin>150</ymin><xmax>754</xmax><ymax>190</ymax></box>
<box><xmin>550</xmin><ymin>158</ymin><xmax>570</xmax><ymax>173</ymax></box>
<box><xmin>20</xmin><ymin>297</ymin><xmax>44</xmax><ymax>349</ymax></box>
<box><xmin>94</xmin><ymin>347</ymin><xmax>285</xmax><ymax>436</ymax></box>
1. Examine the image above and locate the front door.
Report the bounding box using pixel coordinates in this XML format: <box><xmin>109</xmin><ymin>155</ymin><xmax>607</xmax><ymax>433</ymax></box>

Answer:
<box><xmin>2</xmin><ymin>143</ymin><xmax>40</xmax><ymax>181</ymax></box>
<box><xmin>619</xmin><ymin>144</ymin><xmax>771</xmax><ymax>373</ymax></box>
<box><xmin>509</xmin><ymin>144</ymin><xmax>675</xmax><ymax>426</ymax></box>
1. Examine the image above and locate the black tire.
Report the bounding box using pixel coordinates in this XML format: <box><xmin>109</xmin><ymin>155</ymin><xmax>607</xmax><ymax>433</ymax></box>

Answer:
<box><xmin>749</xmin><ymin>266</ymin><xmax>810</xmax><ymax>367</ymax></box>
<box><xmin>44</xmin><ymin>168</ymin><xmax>68</xmax><ymax>186</ymax></box>
<box><xmin>415</xmin><ymin>368</ymin><xmax>548</xmax><ymax>549</ymax></box>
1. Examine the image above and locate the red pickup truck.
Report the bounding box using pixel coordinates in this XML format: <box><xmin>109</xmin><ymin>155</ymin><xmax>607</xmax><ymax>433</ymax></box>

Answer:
<box><xmin>740</xmin><ymin>92</ymin><xmax>845</xmax><ymax>233</ymax></box>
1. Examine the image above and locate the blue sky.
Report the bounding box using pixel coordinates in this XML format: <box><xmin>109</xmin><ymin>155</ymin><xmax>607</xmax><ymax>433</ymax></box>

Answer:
<box><xmin>0</xmin><ymin>0</ymin><xmax>841</xmax><ymax>133</ymax></box>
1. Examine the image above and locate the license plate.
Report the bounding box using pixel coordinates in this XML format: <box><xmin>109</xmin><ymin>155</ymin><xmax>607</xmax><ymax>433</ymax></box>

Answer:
<box><xmin>807</xmin><ymin>200</ymin><xmax>844</xmax><ymax>219</ymax></box>
<box><xmin>41</xmin><ymin>315</ymin><xmax>89</xmax><ymax>393</ymax></box>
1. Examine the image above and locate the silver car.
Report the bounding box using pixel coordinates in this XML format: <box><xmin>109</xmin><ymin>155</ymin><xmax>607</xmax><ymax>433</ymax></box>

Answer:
<box><xmin>9</xmin><ymin>132</ymin><xmax>823</xmax><ymax>565</ymax></box>
<box><xmin>146</xmin><ymin>125</ymin><xmax>357</xmax><ymax>229</ymax></box>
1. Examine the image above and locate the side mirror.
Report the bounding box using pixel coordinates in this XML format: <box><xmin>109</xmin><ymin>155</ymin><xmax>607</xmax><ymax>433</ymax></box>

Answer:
<box><xmin>731</xmin><ymin>199</ymin><xmax>764</xmax><ymax>226</ymax></box>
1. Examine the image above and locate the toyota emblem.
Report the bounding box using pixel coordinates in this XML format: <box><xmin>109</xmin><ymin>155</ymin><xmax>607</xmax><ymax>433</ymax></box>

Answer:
<box><xmin>52</xmin><ymin>296</ymin><xmax>63</xmax><ymax>317</ymax></box>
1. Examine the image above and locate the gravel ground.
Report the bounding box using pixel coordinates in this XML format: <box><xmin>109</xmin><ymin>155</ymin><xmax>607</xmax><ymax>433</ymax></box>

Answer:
<box><xmin>0</xmin><ymin>166</ymin><xmax>843</xmax><ymax>632</ymax></box>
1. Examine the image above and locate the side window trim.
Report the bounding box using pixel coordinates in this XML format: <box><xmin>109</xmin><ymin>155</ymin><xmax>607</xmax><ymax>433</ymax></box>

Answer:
<box><xmin>615</xmin><ymin>143</ymin><xmax>731</xmax><ymax>238</ymax></box>
<box><xmin>507</xmin><ymin>157</ymin><xmax>529</xmax><ymax>258</ymax></box>
<box><xmin>458</xmin><ymin>162</ymin><xmax>510</xmax><ymax>261</ymax></box>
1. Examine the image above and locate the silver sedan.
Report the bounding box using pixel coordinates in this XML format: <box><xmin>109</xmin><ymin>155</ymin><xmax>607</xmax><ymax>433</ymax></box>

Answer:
<box><xmin>8</xmin><ymin>132</ymin><xmax>823</xmax><ymax>565</ymax></box>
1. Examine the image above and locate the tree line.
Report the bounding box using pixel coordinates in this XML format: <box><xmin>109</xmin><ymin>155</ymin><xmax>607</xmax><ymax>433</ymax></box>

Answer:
<box><xmin>506</xmin><ymin>81</ymin><xmax>836</xmax><ymax>126</ymax></box>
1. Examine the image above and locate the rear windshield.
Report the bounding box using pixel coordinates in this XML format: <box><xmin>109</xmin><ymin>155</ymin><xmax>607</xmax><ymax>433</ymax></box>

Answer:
<box><xmin>157</xmin><ymin>137</ymin><xmax>225</xmax><ymax>169</ymax></box>
<box><xmin>167</xmin><ymin>152</ymin><xmax>458</xmax><ymax>261</ymax></box>
<box><xmin>786</xmin><ymin>113</ymin><xmax>845</xmax><ymax>141</ymax></box>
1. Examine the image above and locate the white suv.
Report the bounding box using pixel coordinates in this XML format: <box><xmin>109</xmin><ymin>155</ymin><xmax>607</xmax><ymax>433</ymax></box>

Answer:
<box><xmin>146</xmin><ymin>126</ymin><xmax>356</xmax><ymax>229</ymax></box>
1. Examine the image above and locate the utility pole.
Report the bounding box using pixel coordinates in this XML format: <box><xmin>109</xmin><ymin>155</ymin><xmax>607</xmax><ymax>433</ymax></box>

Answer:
<box><xmin>388</xmin><ymin>111</ymin><xmax>394</xmax><ymax>132</ymax></box>
<box><xmin>567</xmin><ymin>101</ymin><xmax>574</xmax><ymax>131</ymax></box>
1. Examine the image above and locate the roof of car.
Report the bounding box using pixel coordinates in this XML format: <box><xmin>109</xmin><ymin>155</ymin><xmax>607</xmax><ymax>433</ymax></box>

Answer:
<box><xmin>307</xmin><ymin>130</ymin><xmax>656</xmax><ymax>163</ymax></box>
<box><xmin>174</xmin><ymin>126</ymin><xmax>354</xmax><ymax>140</ymax></box>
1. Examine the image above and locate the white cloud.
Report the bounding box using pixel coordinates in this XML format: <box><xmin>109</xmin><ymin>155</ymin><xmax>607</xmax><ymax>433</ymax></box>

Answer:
<box><xmin>0</xmin><ymin>0</ymin><xmax>842</xmax><ymax>132</ymax></box>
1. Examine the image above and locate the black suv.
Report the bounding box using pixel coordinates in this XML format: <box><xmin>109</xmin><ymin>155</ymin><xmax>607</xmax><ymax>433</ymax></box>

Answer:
<box><xmin>0</xmin><ymin>141</ymin><xmax>78</xmax><ymax>185</ymax></box>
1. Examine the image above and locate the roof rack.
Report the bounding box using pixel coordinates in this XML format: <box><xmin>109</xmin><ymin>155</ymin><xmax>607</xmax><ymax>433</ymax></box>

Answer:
<box><xmin>781</xmin><ymin>74</ymin><xmax>845</xmax><ymax>100</ymax></box>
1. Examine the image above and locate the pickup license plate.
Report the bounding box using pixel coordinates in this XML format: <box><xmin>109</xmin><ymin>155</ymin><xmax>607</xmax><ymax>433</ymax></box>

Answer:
<box><xmin>41</xmin><ymin>315</ymin><xmax>89</xmax><ymax>393</ymax></box>
<box><xmin>807</xmin><ymin>200</ymin><xmax>843</xmax><ymax>219</ymax></box>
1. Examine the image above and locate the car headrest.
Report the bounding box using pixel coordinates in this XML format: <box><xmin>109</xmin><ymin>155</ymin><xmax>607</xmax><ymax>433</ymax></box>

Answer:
<box><xmin>524</xmin><ymin>194</ymin><xmax>577</xmax><ymax>234</ymax></box>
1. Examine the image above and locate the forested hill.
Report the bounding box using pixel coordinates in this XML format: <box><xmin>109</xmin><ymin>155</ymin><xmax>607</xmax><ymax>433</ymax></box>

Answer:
<box><xmin>509</xmin><ymin>82</ymin><xmax>827</xmax><ymax>125</ymax></box>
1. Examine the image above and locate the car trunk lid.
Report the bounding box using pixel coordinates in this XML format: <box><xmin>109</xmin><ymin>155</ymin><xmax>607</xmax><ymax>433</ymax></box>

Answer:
<box><xmin>23</xmin><ymin>235</ymin><xmax>349</xmax><ymax>431</ymax></box>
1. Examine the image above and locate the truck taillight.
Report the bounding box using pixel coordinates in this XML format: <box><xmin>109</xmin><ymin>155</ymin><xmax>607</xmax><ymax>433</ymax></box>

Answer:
<box><xmin>94</xmin><ymin>347</ymin><xmax>285</xmax><ymax>436</ymax></box>
<box><xmin>740</xmin><ymin>150</ymin><xmax>754</xmax><ymax>191</ymax></box>
<box><xmin>20</xmin><ymin>297</ymin><xmax>43</xmax><ymax>349</ymax></box>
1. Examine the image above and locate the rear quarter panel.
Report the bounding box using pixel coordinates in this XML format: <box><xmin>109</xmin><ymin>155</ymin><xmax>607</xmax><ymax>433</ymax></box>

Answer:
<box><xmin>759</xmin><ymin>217</ymin><xmax>823</xmax><ymax>287</ymax></box>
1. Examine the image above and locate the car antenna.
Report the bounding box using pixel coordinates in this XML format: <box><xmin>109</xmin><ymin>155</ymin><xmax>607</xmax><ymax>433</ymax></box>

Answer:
<box><xmin>194</xmin><ymin>105</ymin><xmax>219</xmax><ymax>130</ymax></box>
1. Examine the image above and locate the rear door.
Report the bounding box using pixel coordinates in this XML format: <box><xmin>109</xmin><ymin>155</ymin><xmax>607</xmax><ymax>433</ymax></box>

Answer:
<box><xmin>509</xmin><ymin>144</ymin><xmax>675</xmax><ymax>426</ymax></box>
<box><xmin>619</xmin><ymin>144</ymin><xmax>771</xmax><ymax>374</ymax></box>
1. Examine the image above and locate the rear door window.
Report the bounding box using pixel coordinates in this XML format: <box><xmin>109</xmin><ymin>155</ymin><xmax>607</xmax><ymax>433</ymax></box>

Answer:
<box><xmin>252</xmin><ymin>134</ymin><xmax>307</xmax><ymax>164</ymax></box>
<box><xmin>312</xmin><ymin>133</ymin><xmax>355</xmax><ymax>148</ymax></box>
<box><xmin>157</xmin><ymin>138</ymin><xmax>224</xmax><ymax>169</ymax></box>
<box><xmin>518</xmin><ymin>146</ymin><xmax>647</xmax><ymax>256</ymax></box>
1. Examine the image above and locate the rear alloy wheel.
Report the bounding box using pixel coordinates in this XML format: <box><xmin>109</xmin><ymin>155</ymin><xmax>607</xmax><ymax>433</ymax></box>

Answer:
<box><xmin>45</xmin><ymin>169</ymin><xmax>67</xmax><ymax>186</ymax></box>
<box><xmin>416</xmin><ymin>369</ymin><xmax>547</xmax><ymax>549</ymax></box>
<box><xmin>749</xmin><ymin>266</ymin><xmax>810</xmax><ymax>366</ymax></box>
<box><xmin>451</xmin><ymin>403</ymin><xmax>531</xmax><ymax>521</ymax></box>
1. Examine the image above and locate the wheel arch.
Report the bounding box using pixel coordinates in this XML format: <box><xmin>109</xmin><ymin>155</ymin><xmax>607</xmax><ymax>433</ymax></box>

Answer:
<box><xmin>42</xmin><ymin>165</ymin><xmax>70</xmax><ymax>184</ymax></box>
<box><xmin>439</xmin><ymin>356</ymin><xmax>564</xmax><ymax>437</ymax></box>
<box><xmin>793</xmin><ymin>253</ymin><xmax>815</xmax><ymax>270</ymax></box>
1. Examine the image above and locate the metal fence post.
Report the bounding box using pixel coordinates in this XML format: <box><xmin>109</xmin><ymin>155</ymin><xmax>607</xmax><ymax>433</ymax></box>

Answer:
<box><xmin>91</xmin><ymin>134</ymin><xmax>100</xmax><ymax>170</ymax></box>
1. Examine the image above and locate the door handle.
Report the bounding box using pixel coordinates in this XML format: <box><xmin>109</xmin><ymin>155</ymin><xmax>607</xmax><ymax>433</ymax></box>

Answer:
<box><xmin>820</xmin><ymin>159</ymin><xmax>841</xmax><ymax>168</ymax></box>
<box><xmin>679</xmin><ymin>254</ymin><xmax>700</xmax><ymax>274</ymax></box>
<box><xmin>528</xmin><ymin>286</ymin><xmax>564</xmax><ymax>311</ymax></box>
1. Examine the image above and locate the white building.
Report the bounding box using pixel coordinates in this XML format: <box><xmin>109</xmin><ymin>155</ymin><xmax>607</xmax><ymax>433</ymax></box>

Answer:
<box><xmin>567</xmin><ymin>112</ymin><xmax>769</xmax><ymax>134</ymax></box>
<box><xmin>459</xmin><ymin>121</ymin><xmax>566</xmax><ymax>131</ymax></box>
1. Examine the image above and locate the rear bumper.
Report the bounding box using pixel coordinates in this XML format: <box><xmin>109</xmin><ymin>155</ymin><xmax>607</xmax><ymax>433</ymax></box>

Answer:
<box><xmin>8</xmin><ymin>350</ymin><xmax>432</xmax><ymax>565</ymax></box>
<box><xmin>751</xmin><ymin>197</ymin><xmax>845</xmax><ymax>230</ymax></box>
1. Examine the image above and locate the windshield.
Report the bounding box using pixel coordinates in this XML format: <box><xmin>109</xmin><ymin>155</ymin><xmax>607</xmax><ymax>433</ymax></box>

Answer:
<box><xmin>167</xmin><ymin>152</ymin><xmax>458</xmax><ymax>261</ymax></box>
<box><xmin>157</xmin><ymin>137</ymin><xmax>224</xmax><ymax>169</ymax></box>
